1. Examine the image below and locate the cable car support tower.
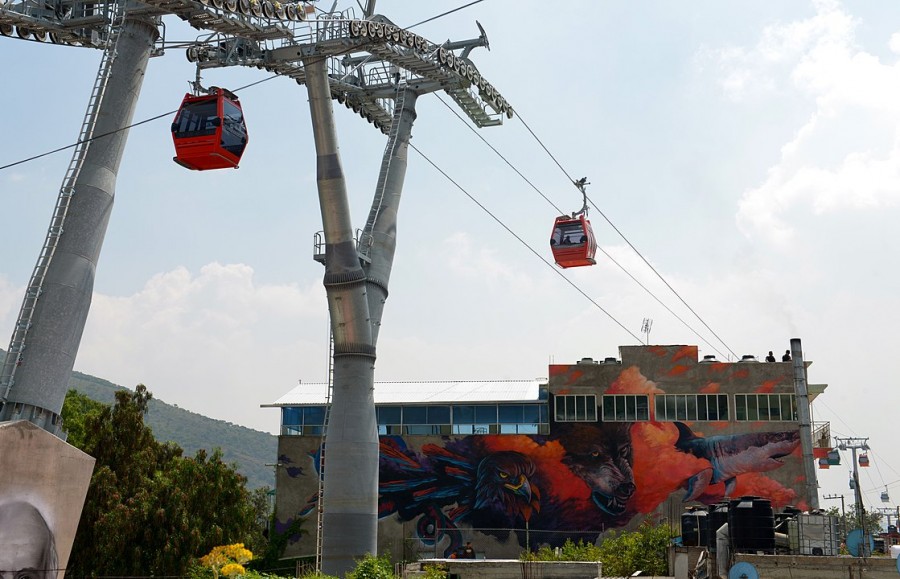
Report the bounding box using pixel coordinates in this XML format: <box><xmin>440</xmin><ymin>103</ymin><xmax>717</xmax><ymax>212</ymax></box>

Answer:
<box><xmin>1</xmin><ymin>0</ymin><xmax>512</xmax><ymax>575</ymax></box>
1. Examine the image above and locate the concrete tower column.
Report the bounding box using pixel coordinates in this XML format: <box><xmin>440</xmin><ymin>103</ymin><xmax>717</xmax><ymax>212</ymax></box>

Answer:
<box><xmin>303</xmin><ymin>55</ymin><xmax>378</xmax><ymax>576</ymax></box>
<box><xmin>0</xmin><ymin>10</ymin><xmax>159</xmax><ymax>434</ymax></box>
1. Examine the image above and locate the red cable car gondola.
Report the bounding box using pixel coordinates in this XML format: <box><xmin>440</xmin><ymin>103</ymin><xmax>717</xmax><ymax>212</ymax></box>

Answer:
<box><xmin>550</xmin><ymin>177</ymin><xmax>597</xmax><ymax>268</ymax></box>
<box><xmin>171</xmin><ymin>86</ymin><xmax>248</xmax><ymax>170</ymax></box>
<box><xmin>550</xmin><ymin>214</ymin><xmax>597</xmax><ymax>268</ymax></box>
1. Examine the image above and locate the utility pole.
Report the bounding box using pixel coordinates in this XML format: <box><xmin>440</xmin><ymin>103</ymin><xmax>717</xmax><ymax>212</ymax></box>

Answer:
<box><xmin>824</xmin><ymin>494</ymin><xmax>847</xmax><ymax>541</ymax></box>
<box><xmin>836</xmin><ymin>436</ymin><xmax>871</xmax><ymax>556</ymax></box>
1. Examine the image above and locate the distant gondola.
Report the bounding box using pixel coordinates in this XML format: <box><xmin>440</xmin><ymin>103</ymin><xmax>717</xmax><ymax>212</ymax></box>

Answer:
<box><xmin>550</xmin><ymin>214</ymin><xmax>597</xmax><ymax>268</ymax></box>
<box><xmin>171</xmin><ymin>87</ymin><xmax>248</xmax><ymax>170</ymax></box>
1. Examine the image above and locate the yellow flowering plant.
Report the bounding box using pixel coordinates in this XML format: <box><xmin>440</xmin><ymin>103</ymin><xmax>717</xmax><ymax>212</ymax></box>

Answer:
<box><xmin>200</xmin><ymin>543</ymin><xmax>253</xmax><ymax>579</ymax></box>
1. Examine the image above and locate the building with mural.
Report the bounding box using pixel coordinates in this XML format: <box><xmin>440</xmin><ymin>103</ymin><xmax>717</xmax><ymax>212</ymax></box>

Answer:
<box><xmin>266</xmin><ymin>344</ymin><xmax>827</xmax><ymax>561</ymax></box>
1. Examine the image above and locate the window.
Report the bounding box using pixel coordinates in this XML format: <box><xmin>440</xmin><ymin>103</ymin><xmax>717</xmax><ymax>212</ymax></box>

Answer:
<box><xmin>281</xmin><ymin>405</ymin><xmax>328</xmax><ymax>435</ymax></box>
<box><xmin>377</xmin><ymin>406</ymin><xmax>402</xmax><ymax>425</ymax></box>
<box><xmin>602</xmin><ymin>395</ymin><xmax>649</xmax><ymax>421</ymax></box>
<box><xmin>402</xmin><ymin>406</ymin><xmax>427</xmax><ymax>424</ymax></box>
<box><xmin>428</xmin><ymin>406</ymin><xmax>451</xmax><ymax>425</ymax></box>
<box><xmin>287</xmin><ymin>402</ymin><xmax>550</xmax><ymax>436</ymax></box>
<box><xmin>498</xmin><ymin>404</ymin><xmax>524</xmax><ymax>424</ymax></box>
<box><xmin>735</xmin><ymin>394</ymin><xmax>797</xmax><ymax>422</ymax></box>
<box><xmin>655</xmin><ymin>394</ymin><xmax>729</xmax><ymax>421</ymax></box>
<box><xmin>555</xmin><ymin>395</ymin><xmax>597</xmax><ymax>422</ymax></box>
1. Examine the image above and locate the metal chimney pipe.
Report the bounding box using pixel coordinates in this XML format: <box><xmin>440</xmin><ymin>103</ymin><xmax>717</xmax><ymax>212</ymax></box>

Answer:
<box><xmin>791</xmin><ymin>337</ymin><xmax>819</xmax><ymax>509</ymax></box>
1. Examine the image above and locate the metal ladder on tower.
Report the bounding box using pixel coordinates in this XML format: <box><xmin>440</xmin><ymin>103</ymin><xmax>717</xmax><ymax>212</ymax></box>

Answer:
<box><xmin>0</xmin><ymin>0</ymin><xmax>128</xmax><ymax>406</ymax></box>
<box><xmin>358</xmin><ymin>83</ymin><xmax>407</xmax><ymax>261</ymax></box>
<box><xmin>314</xmin><ymin>327</ymin><xmax>334</xmax><ymax>573</ymax></box>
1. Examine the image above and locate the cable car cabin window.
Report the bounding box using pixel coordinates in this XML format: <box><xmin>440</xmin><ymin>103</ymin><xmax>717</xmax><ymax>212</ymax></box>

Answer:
<box><xmin>221</xmin><ymin>99</ymin><xmax>247</xmax><ymax>156</ymax></box>
<box><xmin>551</xmin><ymin>221</ymin><xmax>588</xmax><ymax>246</ymax></box>
<box><xmin>173</xmin><ymin>100</ymin><xmax>218</xmax><ymax>138</ymax></box>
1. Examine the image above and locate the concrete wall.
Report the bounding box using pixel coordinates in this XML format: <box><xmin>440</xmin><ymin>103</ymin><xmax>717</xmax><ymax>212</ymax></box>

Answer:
<box><xmin>403</xmin><ymin>559</ymin><xmax>606</xmax><ymax>579</ymax></box>
<box><xmin>0</xmin><ymin>420</ymin><xmax>95</xmax><ymax>579</ymax></box>
<box><xmin>735</xmin><ymin>554</ymin><xmax>899</xmax><ymax>579</ymax></box>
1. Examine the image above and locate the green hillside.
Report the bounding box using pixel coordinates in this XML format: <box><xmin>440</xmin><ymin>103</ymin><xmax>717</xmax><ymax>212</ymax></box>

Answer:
<box><xmin>1</xmin><ymin>349</ymin><xmax>276</xmax><ymax>489</ymax></box>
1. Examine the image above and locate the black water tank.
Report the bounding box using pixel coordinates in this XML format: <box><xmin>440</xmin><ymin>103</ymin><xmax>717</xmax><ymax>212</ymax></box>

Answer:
<box><xmin>707</xmin><ymin>502</ymin><xmax>729</xmax><ymax>552</ymax></box>
<box><xmin>729</xmin><ymin>496</ymin><xmax>775</xmax><ymax>553</ymax></box>
<box><xmin>681</xmin><ymin>506</ymin><xmax>709</xmax><ymax>546</ymax></box>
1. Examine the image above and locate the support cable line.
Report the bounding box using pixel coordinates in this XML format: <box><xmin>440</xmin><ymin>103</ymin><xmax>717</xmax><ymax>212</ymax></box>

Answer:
<box><xmin>0</xmin><ymin>74</ymin><xmax>279</xmax><ymax>173</ymax></box>
<box><xmin>2</xmin><ymin>0</ymin><xmax>480</xmax><ymax>173</ymax></box>
<box><xmin>406</xmin><ymin>0</ymin><xmax>486</xmax><ymax>29</ymax></box>
<box><xmin>4</xmin><ymin>88</ymin><xmax>727</xmax><ymax>359</ymax></box>
<box><xmin>409</xmin><ymin>142</ymin><xmax>644</xmax><ymax>344</ymax></box>
<box><xmin>2</xmin><ymin>1</ymin><xmax>736</xmax><ymax>361</ymax></box>
<box><xmin>432</xmin><ymin>94</ymin><xmax>731</xmax><ymax>360</ymax></box>
<box><xmin>513</xmin><ymin>108</ymin><xmax>739</xmax><ymax>361</ymax></box>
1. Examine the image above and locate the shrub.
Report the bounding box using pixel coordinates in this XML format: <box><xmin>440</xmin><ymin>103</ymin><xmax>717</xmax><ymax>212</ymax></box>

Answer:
<box><xmin>422</xmin><ymin>563</ymin><xmax>448</xmax><ymax>579</ymax></box>
<box><xmin>346</xmin><ymin>553</ymin><xmax>396</xmax><ymax>579</ymax></box>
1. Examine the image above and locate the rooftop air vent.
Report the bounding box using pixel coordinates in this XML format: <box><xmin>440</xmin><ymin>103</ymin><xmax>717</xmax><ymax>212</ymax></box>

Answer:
<box><xmin>601</xmin><ymin>357</ymin><xmax>620</xmax><ymax>365</ymax></box>
<box><xmin>700</xmin><ymin>355</ymin><xmax>718</xmax><ymax>363</ymax></box>
<box><xmin>577</xmin><ymin>357</ymin><xmax>597</xmax><ymax>365</ymax></box>
<box><xmin>739</xmin><ymin>354</ymin><xmax>759</xmax><ymax>362</ymax></box>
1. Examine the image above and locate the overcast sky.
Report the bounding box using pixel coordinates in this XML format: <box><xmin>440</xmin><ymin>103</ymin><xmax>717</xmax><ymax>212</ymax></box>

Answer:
<box><xmin>2</xmin><ymin>0</ymin><xmax>900</xmax><ymax>513</ymax></box>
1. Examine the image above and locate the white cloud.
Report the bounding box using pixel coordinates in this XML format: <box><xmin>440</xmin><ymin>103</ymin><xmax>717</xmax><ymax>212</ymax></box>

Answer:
<box><xmin>76</xmin><ymin>263</ymin><xmax>328</xmax><ymax>433</ymax></box>
<box><xmin>712</xmin><ymin>1</ymin><xmax>900</xmax><ymax>243</ymax></box>
<box><xmin>890</xmin><ymin>32</ymin><xmax>900</xmax><ymax>55</ymax></box>
<box><xmin>702</xmin><ymin>1</ymin><xmax>856</xmax><ymax>103</ymax></box>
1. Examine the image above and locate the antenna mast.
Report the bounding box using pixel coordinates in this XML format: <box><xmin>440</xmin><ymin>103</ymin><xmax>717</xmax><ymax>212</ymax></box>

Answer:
<box><xmin>641</xmin><ymin>318</ymin><xmax>653</xmax><ymax>345</ymax></box>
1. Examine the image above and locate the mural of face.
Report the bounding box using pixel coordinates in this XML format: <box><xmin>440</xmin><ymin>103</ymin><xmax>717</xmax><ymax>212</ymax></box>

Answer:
<box><xmin>557</xmin><ymin>422</ymin><xmax>636</xmax><ymax>517</ymax></box>
<box><xmin>0</xmin><ymin>501</ymin><xmax>58</xmax><ymax>579</ymax></box>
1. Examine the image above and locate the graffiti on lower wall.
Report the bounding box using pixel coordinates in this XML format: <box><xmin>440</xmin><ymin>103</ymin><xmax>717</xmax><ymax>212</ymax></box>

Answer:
<box><xmin>376</xmin><ymin>419</ymin><xmax>802</xmax><ymax>555</ymax></box>
<box><xmin>276</xmin><ymin>420</ymin><xmax>804</xmax><ymax>556</ymax></box>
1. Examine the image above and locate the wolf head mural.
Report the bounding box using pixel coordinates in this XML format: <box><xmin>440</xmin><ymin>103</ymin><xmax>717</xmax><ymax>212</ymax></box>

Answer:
<box><xmin>555</xmin><ymin>421</ymin><xmax>636</xmax><ymax>517</ymax></box>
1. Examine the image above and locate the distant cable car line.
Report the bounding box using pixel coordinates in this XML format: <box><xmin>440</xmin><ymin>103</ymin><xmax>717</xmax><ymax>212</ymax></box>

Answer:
<box><xmin>513</xmin><ymin>106</ymin><xmax>739</xmax><ymax>361</ymax></box>
<box><xmin>0</xmin><ymin>74</ymin><xmax>276</xmax><ymax>173</ymax></box>
<box><xmin>431</xmin><ymin>94</ymin><xmax>732</xmax><ymax>360</ymax></box>
<box><xmin>409</xmin><ymin>141</ymin><xmax>644</xmax><ymax>344</ymax></box>
<box><xmin>0</xmin><ymin>0</ymin><xmax>484</xmax><ymax>172</ymax></box>
<box><xmin>5</xmin><ymin>1</ymin><xmax>733</xmax><ymax>358</ymax></box>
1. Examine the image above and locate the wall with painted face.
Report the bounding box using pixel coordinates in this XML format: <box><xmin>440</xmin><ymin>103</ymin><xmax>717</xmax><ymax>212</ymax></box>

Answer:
<box><xmin>0</xmin><ymin>421</ymin><xmax>95</xmax><ymax>579</ymax></box>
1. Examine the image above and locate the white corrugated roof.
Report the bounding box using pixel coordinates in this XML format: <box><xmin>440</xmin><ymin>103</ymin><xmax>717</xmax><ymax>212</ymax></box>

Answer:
<box><xmin>263</xmin><ymin>379</ymin><xmax>547</xmax><ymax>407</ymax></box>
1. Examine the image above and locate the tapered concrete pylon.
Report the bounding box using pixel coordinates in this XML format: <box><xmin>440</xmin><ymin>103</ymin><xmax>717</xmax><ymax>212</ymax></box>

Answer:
<box><xmin>0</xmin><ymin>12</ymin><xmax>159</xmax><ymax>435</ymax></box>
<box><xmin>303</xmin><ymin>57</ymin><xmax>418</xmax><ymax>575</ymax></box>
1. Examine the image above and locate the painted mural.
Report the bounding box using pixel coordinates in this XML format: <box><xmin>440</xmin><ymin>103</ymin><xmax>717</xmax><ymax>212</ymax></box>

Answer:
<box><xmin>275</xmin><ymin>345</ymin><xmax>814</xmax><ymax>557</ymax></box>
<box><xmin>376</xmin><ymin>422</ymin><xmax>801</xmax><ymax>556</ymax></box>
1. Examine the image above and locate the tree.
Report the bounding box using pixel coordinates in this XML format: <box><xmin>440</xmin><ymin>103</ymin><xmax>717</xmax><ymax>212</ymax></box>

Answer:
<box><xmin>65</xmin><ymin>385</ymin><xmax>259</xmax><ymax>576</ymax></box>
<box><xmin>823</xmin><ymin>505</ymin><xmax>883</xmax><ymax>540</ymax></box>
<box><xmin>597</xmin><ymin>522</ymin><xmax>673</xmax><ymax>577</ymax></box>
<box><xmin>521</xmin><ymin>522</ymin><xmax>673</xmax><ymax>576</ymax></box>
<box><xmin>60</xmin><ymin>388</ymin><xmax>105</xmax><ymax>448</ymax></box>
